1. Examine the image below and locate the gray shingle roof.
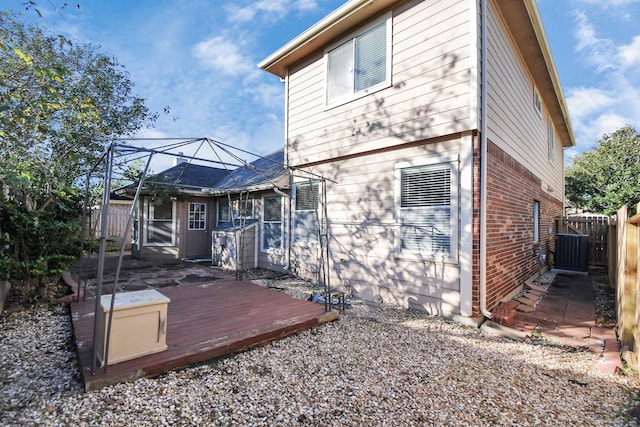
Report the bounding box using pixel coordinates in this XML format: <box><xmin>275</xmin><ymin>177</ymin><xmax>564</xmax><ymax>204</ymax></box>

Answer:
<box><xmin>214</xmin><ymin>149</ymin><xmax>288</xmax><ymax>192</ymax></box>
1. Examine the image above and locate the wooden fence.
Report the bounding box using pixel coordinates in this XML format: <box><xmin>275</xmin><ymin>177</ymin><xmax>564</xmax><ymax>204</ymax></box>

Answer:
<box><xmin>555</xmin><ymin>215</ymin><xmax>610</xmax><ymax>266</ymax></box>
<box><xmin>614</xmin><ymin>204</ymin><xmax>640</xmax><ymax>365</ymax></box>
<box><xmin>90</xmin><ymin>201</ymin><xmax>133</xmax><ymax>249</ymax></box>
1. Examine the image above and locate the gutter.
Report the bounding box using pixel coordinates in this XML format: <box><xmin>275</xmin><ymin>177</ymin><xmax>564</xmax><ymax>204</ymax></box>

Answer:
<box><xmin>479</xmin><ymin>0</ymin><xmax>492</xmax><ymax>319</ymax></box>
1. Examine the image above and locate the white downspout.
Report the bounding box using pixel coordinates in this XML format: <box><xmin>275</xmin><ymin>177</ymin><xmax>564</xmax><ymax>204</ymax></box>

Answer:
<box><xmin>480</xmin><ymin>0</ymin><xmax>492</xmax><ymax>318</ymax></box>
<box><xmin>281</xmin><ymin>68</ymin><xmax>291</xmax><ymax>272</ymax></box>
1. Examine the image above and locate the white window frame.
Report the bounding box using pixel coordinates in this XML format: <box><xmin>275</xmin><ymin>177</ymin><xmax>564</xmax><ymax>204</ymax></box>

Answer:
<box><xmin>217</xmin><ymin>198</ymin><xmax>230</xmax><ymax>225</ymax></box>
<box><xmin>324</xmin><ymin>13</ymin><xmax>392</xmax><ymax>107</ymax></box>
<box><xmin>533</xmin><ymin>200</ymin><xmax>540</xmax><ymax>243</ymax></box>
<box><xmin>394</xmin><ymin>155</ymin><xmax>459</xmax><ymax>262</ymax></box>
<box><xmin>548</xmin><ymin>120</ymin><xmax>556</xmax><ymax>164</ymax></box>
<box><xmin>188</xmin><ymin>202</ymin><xmax>207</xmax><ymax>230</ymax></box>
<box><xmin>293</xmin><ymin>181</ymin><xmax>320</xmax><ymax>246</ymax></box>
<box><xmin>143</xmin><ymin>198</ymin><xmax>176</xmax><ymax>247</ymax></box>
<box><xmin>261</xmin><ymin>195</ymin><xmax>283</xmax><ymax>253</ymax></box>
<box><xmin>533</xmin><ymin>86</ymin><xmax>542</xmax><ymax>116</ymax></box>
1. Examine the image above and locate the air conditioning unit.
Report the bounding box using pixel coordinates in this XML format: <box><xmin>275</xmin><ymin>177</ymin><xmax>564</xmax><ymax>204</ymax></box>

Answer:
<box><xmin>555</xmin><ymin>234</ymin><xmax>588</xmax><ymax>272</ymax></box>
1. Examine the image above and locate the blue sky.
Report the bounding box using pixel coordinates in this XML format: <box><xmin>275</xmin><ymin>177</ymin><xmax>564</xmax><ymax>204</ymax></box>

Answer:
<box><xmin>13</xmin><ymin>0</ymin><xmax>640</xmax><ymax>170</ymax></box>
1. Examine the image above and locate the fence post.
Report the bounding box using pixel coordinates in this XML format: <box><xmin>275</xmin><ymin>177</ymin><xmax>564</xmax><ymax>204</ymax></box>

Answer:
<box><xmin>608</xmin><ymin>221</ymin><xmax>617</xmax><ymax>288</ymax></box>
<box><xmin>618</xmin><ymin>205</ymin><xmax>637</xmax><ymax>349</ymax></box>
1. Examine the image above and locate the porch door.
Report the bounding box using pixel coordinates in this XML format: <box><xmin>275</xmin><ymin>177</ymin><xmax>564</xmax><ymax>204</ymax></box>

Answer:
<box><xmin>185</xmin><ymin>201</ymin><xmax>211</xmax><ymax>258</ymax></box>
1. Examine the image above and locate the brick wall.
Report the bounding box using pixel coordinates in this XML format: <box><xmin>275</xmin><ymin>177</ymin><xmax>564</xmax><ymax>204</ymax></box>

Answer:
<box><xmin>473</xmin><ymin>138</ymin><xmax>562</xmax><ymax>316</ymax></box>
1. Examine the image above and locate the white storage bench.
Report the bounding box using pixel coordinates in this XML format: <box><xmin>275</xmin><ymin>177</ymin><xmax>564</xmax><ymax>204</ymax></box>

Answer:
<box><xmin>96</xmin><ymin>289</ymin><xmax>170</xmax><ymax>366</ymax></box>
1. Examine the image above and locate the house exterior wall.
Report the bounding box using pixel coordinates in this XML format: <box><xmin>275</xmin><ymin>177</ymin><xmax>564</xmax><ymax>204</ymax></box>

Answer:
<box><xmin>482</xmin><ymin>140</ymin><xmax>561</xmax><ymax>310</ymax></box>
<box><xmin>270</xmin><ymin>0</ymin><xmax>569</xmax><ymax>320</ymax></box>
<box><xmin>291</xmin><ymin>136</ymin><xmax>474</xmax><ymax>317</ymax></box>
<box><xmin>477</xmin><ymin>0</ymin><xmax>565</xmax><ymax>311</ymax></box>
<box><xmin>135</xmin><ymin>196</ymin><xmax>215</xmax><ymax>262</ymax></box>
<box><xmin>134</xmin><ymin>196</ymin><xmax>179</xmax><ymax>261</ymax></box>
<box><xmin>286</xmin><ymin>0</ymin><xmax>473</xmax><ymax>168</ymax></box>
<box><xmin>485</xmin><ymin>0</ymin><xmax>564</xmax><ymax>200</ymax></box>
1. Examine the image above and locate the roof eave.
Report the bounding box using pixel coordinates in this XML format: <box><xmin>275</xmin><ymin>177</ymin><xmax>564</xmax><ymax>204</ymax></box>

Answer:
<box><xmin>258</xmin><ymin>0</ymin><xmax>396</xmax><ymax>78</ymax></box>
<box><xmin>499</xmin><ymin>0</ymin><xmax>576</xmax><ymax>148</ymax></box>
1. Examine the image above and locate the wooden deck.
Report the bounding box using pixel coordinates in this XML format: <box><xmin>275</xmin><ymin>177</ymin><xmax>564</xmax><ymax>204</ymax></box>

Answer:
<box><xmin>71</xmin><ymin>279</ymin><xmax>338</xmax><ymax>391</ymax></box>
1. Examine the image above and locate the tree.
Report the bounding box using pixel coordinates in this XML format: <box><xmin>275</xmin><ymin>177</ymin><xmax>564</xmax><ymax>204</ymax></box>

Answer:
<box><xmin>565</xmin><ymin>125</ymin><xmax>640</xmax><ymax>217</ymax></box>
<box><xmin>0</xmin><ymin>12</ymin><xmax>157</xmax><ymax>301</ymax></box>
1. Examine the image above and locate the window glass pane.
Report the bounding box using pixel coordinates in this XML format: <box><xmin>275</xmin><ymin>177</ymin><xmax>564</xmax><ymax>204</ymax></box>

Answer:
<box><xmin>238</xmin><ymin>199</ymin><xmax>254</xmax><ymax>218</ymax></box>
<box><xmin>355</xmin><ymin>21</ymin><xmax>387</xmax><ymax>92</ymax></box>
<box><xmin>400</xmin><ymin>207</ymin><xmax>450</xmax><ymax>254</ymax></box>
<box><xmin>147</xmin><ymin>221</ymin><xmax>173</xmax><ymax>244</ymax></box>
<box><xmin>263</xmin><ymin>196</ymin><xmax>282</xmax><ymax>221</ymax></box>
<box><xmin>294</xmin><ymin>210</ymin><xmax>318</xmax><ymax>244</ymax></box>
<box><xmin>401</xmin><ymin>165</ymin><xmax>451</xmax><ymax>207</ymax></box>
<box><xmin>296</xmin><ymin>183</ymin><xmax>318</xmax><ymax>210</ymax></box>
<box><xmin>533</xmin><ymin>201</ymin><xmax>540</xmax><ymax>242</ymax></box>
<box><xmin>262</xmin><ymin>223</ymin><xmax>282</xmax><ymax>250</ymax></box>
<box><xmin>400</xmin><ymin>164</ymin><xmax>452</xmax><ymax>256</ymax></box>
<box><xmin>150</xmin><ymin>202</ymin><xmax>172</xmax><ymax>220</ymax></box>
<box><xmin>146</xmin><ymin>200</ymin><xmax>173</xmax><ymax>244</ymax></box>
<box><xmin>218</xmin><ymin>199</ymin><xmax>230</xmax><ymax>222</ymax></box>
<box><xmin>327</xmin><ymin>41</ymin><xmax>353</xmax><ymax>104</ymax></box>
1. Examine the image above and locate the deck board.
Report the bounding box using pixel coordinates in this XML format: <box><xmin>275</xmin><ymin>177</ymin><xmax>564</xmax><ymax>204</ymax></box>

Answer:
<box><xmin>71</xmin><ymin>279</ymin><xmax>338</xmax><ymax>391</ymax></box>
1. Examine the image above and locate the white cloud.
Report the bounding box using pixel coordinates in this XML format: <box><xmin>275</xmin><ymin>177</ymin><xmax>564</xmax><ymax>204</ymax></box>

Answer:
<box><xmin>226</xmin><ymin>0</ymin><xmax>319</xmax><ymax>23</ymax></box>
<box><xmin>246</xmin><ymin>83</ymin><xmax>285</xmax><ymax>108</ymax></box>
<box><xmin>226</xmin><ymin>7</ymin><xmax>257</xmax><ymax>22</ymax></box>
<box><xmin>573</xmin><ymin>11</ymin><xmax>616</xmax><ymax>72</ymax></box>
<box><xmin>618</xmin><ymin>35</ymin><xmax>640</xmax><ymax>67</ymax></box>
<box><xmin>567</xmin><ymin>87</ymin><xmax>616</xmax><ymax>120</ymax></box>
<box><xmin>573</xmin><ymin>0</ymin><xmax>640</xmax><ymax>6</ymax></box>
<box><xmin>565</xmin><ymin>8</ymin><xmax>640</xmax><ymax>157</ymax></box>
<box><xmin>192</xmin><ymin>36</ymin><xmax>254</xmax><ymax>75</ymax></box>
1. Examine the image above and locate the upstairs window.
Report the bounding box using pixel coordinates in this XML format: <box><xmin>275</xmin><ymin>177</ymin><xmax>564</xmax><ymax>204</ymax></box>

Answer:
<box><xmin>326</xmin><ymin>15</ymin><xmax>391</xmax><ymax>106</ymax></box>
<box><xmin>294</xmin><ymin>182</ymin><xmax>320</xmax><ymax>244</ymax></box>
<box><xmin>548</xmin><ymin>120</ymin><xmax>557</xmax><ymax>164</ymax></box>
<box><xmin>533</xmin><ymin>86</ymin><xmax>542</xmax><ymax>115</ymax></box>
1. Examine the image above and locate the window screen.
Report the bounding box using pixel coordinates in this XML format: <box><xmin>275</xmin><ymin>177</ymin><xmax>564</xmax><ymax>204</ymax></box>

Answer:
<box><xmin>326</xmin><ymin>17</ymin><xmax>388</xmax><ymax>104</ymax></box>
<box><xmin>262</xmin><ymin>196</ymin><xmax>282</xmax><ymax>251</ymax></box>
<box><xmin>294</xmin><ymin>183</ymin><xmax>319</xmax><ymax>244</ymax></box>
<box><xmin>399</xmin><ymin>164</ymin><xmax>452</xmax><ymax>256</ymax></box>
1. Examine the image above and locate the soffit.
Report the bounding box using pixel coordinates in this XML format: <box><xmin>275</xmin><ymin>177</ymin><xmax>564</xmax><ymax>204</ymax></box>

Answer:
<box><xmin>495</xmin><ymin>0</ymin><xmax>576</xmax><ymax>148</ymax></box>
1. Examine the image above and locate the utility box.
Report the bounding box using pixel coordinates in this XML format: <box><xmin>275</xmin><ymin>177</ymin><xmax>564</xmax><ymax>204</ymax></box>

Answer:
<box><xmin>555</xmin><ymin>234</ymin><xmax>589</xmax><ymax>272</ymax></box>
<box><xmin>97</xmin><ymin>289</ymin><xmax>170</xmax><ymax>366</ymax></box>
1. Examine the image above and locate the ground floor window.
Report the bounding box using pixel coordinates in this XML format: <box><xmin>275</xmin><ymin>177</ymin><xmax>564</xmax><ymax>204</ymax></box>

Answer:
<box><xmin>262</xmin><ymin>196</ymin><xmax>282</xmax><ymax>251</ymax></box>
<box><xmin>533</xmin><ymin>200</ymin><xmax>540</xmax><ymax>243</ymax></box>
<box><xmin>294</xmin><ymin>181</ymin><xmax>319</xmax><ymax>244</ymax></box>
<box><xmin>217</xmin><ymin>199</ymin><xmax>230</xmax><ymax>225</ymax></box>
<box><xmin>396</xmin><ymin>159</ymin><xmax>458</xmax><ymax>259</ymax></box>
<box><xmin>144</xmin><ymin>198</ymin><xmax>175</xmax><ymax>246</ymax></box>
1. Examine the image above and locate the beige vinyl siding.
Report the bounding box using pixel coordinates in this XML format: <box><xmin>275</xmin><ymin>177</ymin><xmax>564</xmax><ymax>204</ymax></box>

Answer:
<box><xmin>485</xmin><ymin>0</ymin><xmax>564</xmax><ymax>200</ymax></box>
<box><xmin>291</xmin><ymin>138</ymin><xmax>464</xmax><ymax>316</ymax></box>
<box><xmin>286</xmin><ymin>0</ymin><xmax>472</xmax><ymax>167</ymax></box>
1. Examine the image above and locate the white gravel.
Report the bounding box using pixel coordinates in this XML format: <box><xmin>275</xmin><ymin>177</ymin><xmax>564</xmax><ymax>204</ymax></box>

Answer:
<box><xmin>1</xmin><ymin>279</ymin><xmax>639</xmax><ymax>426</ymax></box>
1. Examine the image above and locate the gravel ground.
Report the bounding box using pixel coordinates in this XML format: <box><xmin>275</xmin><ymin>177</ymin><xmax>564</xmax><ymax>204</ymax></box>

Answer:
<box><xmin>1</xmin><ymin>277</ymin><xmax>640</xmax><ymax>426</ymax></box>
